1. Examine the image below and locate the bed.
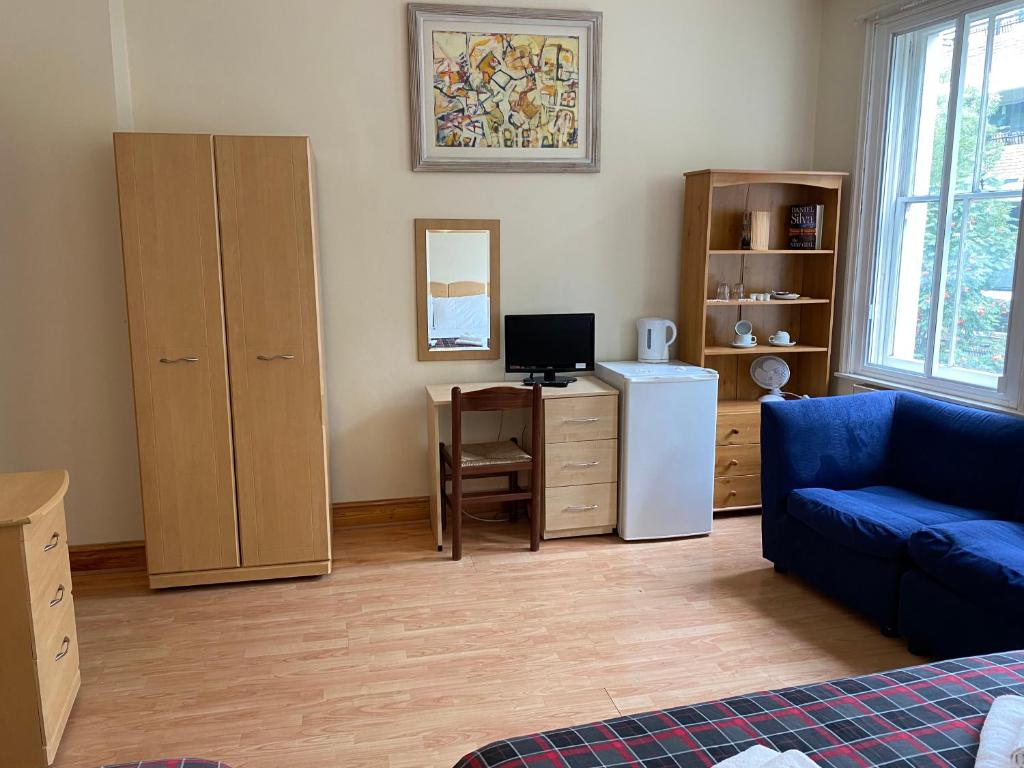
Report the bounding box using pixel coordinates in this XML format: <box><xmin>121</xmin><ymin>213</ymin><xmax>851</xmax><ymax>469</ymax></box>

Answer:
<box><xmin>453</xmin><ymin>651</ymin><xmax>1024</xmax><ymax>768</ymax></box>
<box><xmin>429</xmin><ymin>281</ymin><xmax>490</xmax><ymax>349</ymax></box>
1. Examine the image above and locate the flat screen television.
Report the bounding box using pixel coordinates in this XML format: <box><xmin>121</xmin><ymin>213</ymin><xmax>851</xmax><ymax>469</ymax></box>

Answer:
<box><xmin>504</xmin><ymin>313</ymin><xmax>595</xmax><ymax>386</ymax></box>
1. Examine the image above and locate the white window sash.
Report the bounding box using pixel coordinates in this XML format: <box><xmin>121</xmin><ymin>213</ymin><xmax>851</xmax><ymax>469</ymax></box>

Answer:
<box><xmin>844</xmin><ymin>0</ymin><xmax>1024</xmax><ymax>410</ymax></box>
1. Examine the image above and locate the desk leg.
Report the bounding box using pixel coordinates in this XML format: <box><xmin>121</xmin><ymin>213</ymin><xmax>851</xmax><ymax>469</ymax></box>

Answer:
<box><xmin>427</xmin><ymin>398</ymin><xmax>442</xmax><ymax>551</ymax></box>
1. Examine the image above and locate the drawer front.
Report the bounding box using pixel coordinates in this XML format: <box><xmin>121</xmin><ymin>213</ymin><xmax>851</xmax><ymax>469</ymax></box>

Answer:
<box><xmin>545</xmin><ymin>483</ymin><xmax>617</xmax><ymax>532</ymax></box>
<box><xmin>545</xmin><ymin>439</ymin><xmax>618</xmax><ymax>487</ymax></box>
<box><xmin>714</xmin><ymin>474</ymin><xmax>762</xmax><ymax>509</ymax></box>
<box><xmin>544</xmin><ymin>395</ymin><xmax>618</xmax><ymax>444</ymax></box>
<box><xmin>715</xmin><ymin>444</ymin><xmax>761</xmax><ymax>478</ymax></box>
<box><xmin>716</xmin><ymin>410</ymin><xmax>760</xmax><ymax>446</ymax></box>
<box><xmin>35</xmin><ymin>595</ymin><xmax>79</xmax><ymax>745</ymax></box>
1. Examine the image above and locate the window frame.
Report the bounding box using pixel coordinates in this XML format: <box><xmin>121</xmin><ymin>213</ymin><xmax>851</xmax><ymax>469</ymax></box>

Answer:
<box><xmin>843</xmin><ymin>0</ymin><xmax>1024</xmax><ymax>410</ymax></box>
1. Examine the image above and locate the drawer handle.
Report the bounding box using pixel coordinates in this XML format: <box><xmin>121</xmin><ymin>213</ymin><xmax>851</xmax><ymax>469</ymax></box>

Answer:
<box><xmin>43</xmin><ymin>531</ymin><xmax>60</xmax><ymax>552</ymax></box>
<box><xmin>55</xmin><ymin>636</ymin><xmax>70</xmax><ymax>662</ymax></box>
<box><xmin>159</xmin><ymin>356</ymin><xmax>199</xmax><ymax>364</ymax></box>
<box><xmin>257</xmin><ymin>354</ymin><xmax>295</xmax><ymax>361</ymax></box>
<box><xmin>728</xmin><ymin>490</ymin><xmax>737</xmax><ymax>497</ymax></box>
<box><xmin>563</xmin><ymin>460</ymin><xmax>600</xmax><ymax>469</ymax></box>
<box><xmin>729</xmin><ymin>459</ymin><xmax>739</xmax><ymax>467</ymax></box>
<box><xmin>49</xmin><ymin>584</ymin><xmax>66</xmax><ymax>608</ymax></box>
<box><xmin>728</xmin><ymin>428</ymin><xmax>740</xmax><ymax>435</ymax></box>
<box><xmin>564</xmin><ymin>504</ymin><xmax>599</xmax><ymax>512</ymax></box>
<box><xmin>562</xmin><ymin>417</ymin><xmax>600</xmax><ymax>424</ymax></box>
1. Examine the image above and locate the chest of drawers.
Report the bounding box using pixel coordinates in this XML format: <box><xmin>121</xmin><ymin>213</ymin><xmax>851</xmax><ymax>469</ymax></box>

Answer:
<box><xmin>714</xmin><ymin>402</ymin><xmax>762</xmax><ymax>511</ymax></box>
<box><xmin>0</xmin><ymin>470</ymin><xmax>80</xmax><ymax>767</ymax></box>
<box><xmin>542</xmin><ymin>385</ymin><xmax>620</xmax><ymax>539</ymax></box>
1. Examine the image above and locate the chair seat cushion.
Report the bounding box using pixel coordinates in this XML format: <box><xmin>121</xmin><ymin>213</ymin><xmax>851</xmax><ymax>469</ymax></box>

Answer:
<box><xmin>908</xmin><ymin>519</ymin><xmax>1024</xmax><ymax>611</ymax></box>
<box><xmin>459</xmin><ymin>440</ymin><xmax>531</xmax><ymax>467</ymax></box>
<box><xmin>787</xmin><ymin>485</ymin><xmax>990</xmax><ymax>559</ymax></box>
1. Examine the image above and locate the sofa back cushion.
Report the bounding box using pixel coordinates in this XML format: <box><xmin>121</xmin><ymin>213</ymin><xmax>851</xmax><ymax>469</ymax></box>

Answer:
<box><xmin>890</xmin><ymin>393</ymin><xmax>1024</xmax><ymax>519</ymax></box>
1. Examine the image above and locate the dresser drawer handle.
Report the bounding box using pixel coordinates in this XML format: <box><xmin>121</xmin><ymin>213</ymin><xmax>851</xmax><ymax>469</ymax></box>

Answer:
<box><xmin>729</xmin><ymin>459</ymin><xmax>739</xmax><ymax>466</ymax></box>
<box><xmin>257</xmin><ymin>354</ymin><xmax>295</xmax><ymax>361</ymax></box>
<box><xmin>49</xmin><ymin>584</ymin><xmax>66</xmax><ymax>608</ymax></box>
<box><xmin>564</xmin><ymin>504</ymin><xmax>599</xmax><ymax>512</ymax></box>
<box><xmin>562</xmin><ymin>417</ymin><xmax>600</xmax><ymax>424</ymax></box>
<box><xmin>728</xmin><ymin>428</ymin><xmax>740</xmax><ymax>435</ymax></box>
<box><xmin>43</xmin><ymin>531</ymin><xmax>60</xmax><ymax>552</ymax></box>
<box><xmin>159</xmin><ymin>356</ymin><xmax>199</xmax><ymax>364</ymax></box>
<box><xmin>563</xmin><ymin>460</ymin><xmax>600</xmax><ymax>469</ymax></box>
<box><xmin>728</xmin><ymin>490</ymin><xmax>737</xmax><ymax>497</ymax></box>
<box><xmin>55</xmin><ymin>636</ymin><xmax>70</xmax><ymax>662</ymax></box>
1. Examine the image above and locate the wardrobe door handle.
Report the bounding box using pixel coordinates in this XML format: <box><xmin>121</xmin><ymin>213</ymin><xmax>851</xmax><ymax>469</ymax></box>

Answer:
<box><xmin>563</xmin><ymin>460</ymin><xmax>600</xmax><ymax>469</ymax></box>
<box><xmin>562</xmin><ymin>417</ymin><xmax>600</xmax><ymax>424</ymax></box>
<box><xmin>160</xmin><ymin>357</ymin><xmax>199</xmax><ymax>364</ymax></box>
<box><xmin>257</xmin><ymin>354</ymin><xmax>295</xmax><ymax>361</ymax></box>
<box><xmin>50</xmin><ymin>584</ymin><xmax>66</xmax><ymax>608</ymax></box>
<box><xmin>55</xmin><ymin>636</ymin><xmax>71</xmax><ymax>661</ymax></box>
<box><xmin>564</xmin><ymin>504</ymin><xmax>599</xmax><ymax>512</ymax></box>
<box><xmin>43</xmin><ymin>532</ymin><xmax>60</xmax><ymax>552</ymax></box>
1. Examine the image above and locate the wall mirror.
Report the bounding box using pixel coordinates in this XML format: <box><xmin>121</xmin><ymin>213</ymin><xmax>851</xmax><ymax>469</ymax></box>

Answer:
<box><xmin>415</xmin><ymin>218</ymin><xmax>500</xmax><ymax>361</ymax></box>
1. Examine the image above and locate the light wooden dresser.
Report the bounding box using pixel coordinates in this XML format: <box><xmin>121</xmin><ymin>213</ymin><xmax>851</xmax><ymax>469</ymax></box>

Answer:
<box><xmin>0</xmin><ymin>470</ymin><xmax>79</xmax><ymax>767</ymax></box>
<box><xmin>713</xmin><ymin>401</ymin><xmax>762</xmax><ymax>511</ymax></box>
<box><xmin>541</xmin><ymin>380</ymin><xmax>619</xmax><ymax>539</ymax></box>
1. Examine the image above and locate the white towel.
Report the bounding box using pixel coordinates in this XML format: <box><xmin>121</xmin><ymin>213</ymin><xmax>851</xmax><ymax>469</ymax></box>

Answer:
<box><xmin>977</xmin><ymin>696</ymin><xmax>1024</xmax><ymax>768</ymax></box>
<box><xmin>714</xmin><ymin>745</ymin><xmax>780</xmax><ymax>768</ymax></box>
<box><xmin>762</xmin><ymin>750</ymin><xmax>818</xmax><ymax>768</ymax></box>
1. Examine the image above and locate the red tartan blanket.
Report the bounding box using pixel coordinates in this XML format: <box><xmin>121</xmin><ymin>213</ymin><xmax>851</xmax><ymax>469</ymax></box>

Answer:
<box><xmin>453</xmin><ymin>652</ymin><xmax>1024</xmax><ymax>768</ymax></box>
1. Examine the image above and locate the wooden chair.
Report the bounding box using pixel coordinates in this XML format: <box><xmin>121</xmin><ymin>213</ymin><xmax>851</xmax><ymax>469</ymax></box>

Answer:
<box><xmin>440</xmin><ymin>385</ymin><xmax>543</xmax><ymax>561</ymax></box>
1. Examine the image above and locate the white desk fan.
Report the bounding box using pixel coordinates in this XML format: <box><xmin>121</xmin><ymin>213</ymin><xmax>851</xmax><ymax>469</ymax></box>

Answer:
<box><xmin>750</xmin><ymin>355</ymin><xmax>790</xmax><ymax>402</ymax></box>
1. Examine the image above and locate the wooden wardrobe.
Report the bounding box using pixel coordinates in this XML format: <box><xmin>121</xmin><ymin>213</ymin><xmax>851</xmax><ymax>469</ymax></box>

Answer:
<box><xmin>114</xmin><ymin>133</ymin><xmax>331</xmax><ymax>589</ymax></box>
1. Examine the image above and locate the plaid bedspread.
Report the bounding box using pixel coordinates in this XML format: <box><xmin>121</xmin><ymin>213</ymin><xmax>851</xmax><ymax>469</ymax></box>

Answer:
<box><xmin>453</xmin><ymin>652</ymin><xmax>1024</xmax><ymax>768</ymax></box>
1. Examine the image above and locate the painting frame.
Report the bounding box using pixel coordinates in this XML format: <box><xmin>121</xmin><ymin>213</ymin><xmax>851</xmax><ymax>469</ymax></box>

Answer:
<box><xmin>407</xmin><ymin>3</ymin><xmax>602</xmax><ymax>173</ymax></box>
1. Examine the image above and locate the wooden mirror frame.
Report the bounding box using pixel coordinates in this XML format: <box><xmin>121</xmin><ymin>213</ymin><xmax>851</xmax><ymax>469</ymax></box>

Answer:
<box><xmin>415</xmin><ymin>218</ymin><xmax>500</xmax><ymax>361</ymax></box>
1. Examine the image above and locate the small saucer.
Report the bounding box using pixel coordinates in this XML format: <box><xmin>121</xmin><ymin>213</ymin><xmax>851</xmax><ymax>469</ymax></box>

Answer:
<box><xmin>769</xmin><ymin>340</ymin><xmax>797</xmax><ymax>347</ymax></box>
<box><xmin>731</xmin><ymin>342</ymin><xmax>758</xmax><ymax>349</ymax></box>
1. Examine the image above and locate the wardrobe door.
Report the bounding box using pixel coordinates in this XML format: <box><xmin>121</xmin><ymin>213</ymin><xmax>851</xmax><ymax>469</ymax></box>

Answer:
<box><xmin>114</xmin><ymin>133</ymin><xmax>240</xmax><ymax>574</ymax></box>
<box><xmin>214</xmin><ymin>136</ymin><xmax>331</xmax><ymax>567</ymax></box>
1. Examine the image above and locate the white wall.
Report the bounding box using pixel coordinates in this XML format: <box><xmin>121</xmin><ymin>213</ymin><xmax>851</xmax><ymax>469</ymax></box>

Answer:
<box><xmin>427</xmin><ymin>231</ymin><xmax>491</xmax><ymax>285</ymax></box>
<box><xmin>0</xmin><ymin>0</ymin><xmax>143</xmax><ymax>544</ymax></box>
<box><xmin>5</xmin><ymin>0</ymin><xmax>828</xmax><ymax>544</ymax></box>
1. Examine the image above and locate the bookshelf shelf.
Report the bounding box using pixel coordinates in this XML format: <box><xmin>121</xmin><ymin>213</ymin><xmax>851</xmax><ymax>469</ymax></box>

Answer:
<box><xmin>708</xmin><ymin>249</ymin><xmax>834</xmax><ymax>256</ymax></box>
<box><xmin>705</xmin><ymin>298</ymin><xmax>830</xmax><ymax>306</ymax></box>
<box><xmin>704</xmin><ymin>344</ymin><xmax>829</xmax><ymax>356</ymax></box>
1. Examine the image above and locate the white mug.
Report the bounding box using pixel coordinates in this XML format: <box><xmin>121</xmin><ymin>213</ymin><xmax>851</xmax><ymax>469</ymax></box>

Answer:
<box><xmin>735</xmin><ymin>333</ymin><xmax>757</xmax><ymax>346</ymax></box>
<box><xmin>770</xmin><ymin>330</ymin><xmax>791</xmax><ymax>345</ymax></box>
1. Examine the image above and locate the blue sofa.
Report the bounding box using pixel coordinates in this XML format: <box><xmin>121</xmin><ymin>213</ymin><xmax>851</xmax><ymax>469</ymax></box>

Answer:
<box><xmin>761</xmin><ymin>390</ymin><xmax>1024</xmax><ymax>658</ymax></box>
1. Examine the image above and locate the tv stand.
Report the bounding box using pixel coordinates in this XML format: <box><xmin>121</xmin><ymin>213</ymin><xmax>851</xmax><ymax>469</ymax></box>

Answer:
<box><xmin>522</xmin><ymin>372</ymin><xmax>578</xmax><ymax>388</ymax></box>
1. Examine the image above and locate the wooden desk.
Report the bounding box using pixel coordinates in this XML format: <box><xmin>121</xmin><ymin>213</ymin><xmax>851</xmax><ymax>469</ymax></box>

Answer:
<box><xmin>425</xmin><ymin>377</ymin><xmax>619</xmax><ymax>551</ymax></box>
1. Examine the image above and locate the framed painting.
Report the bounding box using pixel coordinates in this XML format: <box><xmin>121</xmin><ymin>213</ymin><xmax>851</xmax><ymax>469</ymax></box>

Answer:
<box><xmin>407</xmin><ymin>3</ymin><xmax>602</xmax><ymax>173</ymax></box>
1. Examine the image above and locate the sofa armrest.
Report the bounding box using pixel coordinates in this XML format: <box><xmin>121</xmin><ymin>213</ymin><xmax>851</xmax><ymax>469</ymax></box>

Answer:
<box><xmin>760</xmin><ymin>391</ymin><xmax>898</xmax><ymax>562</ymax></box>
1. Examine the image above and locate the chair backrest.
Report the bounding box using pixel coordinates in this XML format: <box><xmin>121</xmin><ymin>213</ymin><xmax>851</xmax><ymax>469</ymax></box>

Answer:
<box><xmin>450</xmin><ymin>385</ymin><xmax>543</xmax><ymax>468</ymax></box>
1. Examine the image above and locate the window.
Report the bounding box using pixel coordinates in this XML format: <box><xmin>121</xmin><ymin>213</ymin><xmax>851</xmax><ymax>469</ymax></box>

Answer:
<box><xmin>847</xmin><ymin>0</ymin><xmax>1024</xmax><ymax>408</ymax></box>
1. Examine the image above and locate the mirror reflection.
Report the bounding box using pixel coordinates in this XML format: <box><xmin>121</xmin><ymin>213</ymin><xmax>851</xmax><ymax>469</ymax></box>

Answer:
<box><xmin>427</xmin><ymin>230</ymin><xmax>491</xmax><ymax>352</ymax></box>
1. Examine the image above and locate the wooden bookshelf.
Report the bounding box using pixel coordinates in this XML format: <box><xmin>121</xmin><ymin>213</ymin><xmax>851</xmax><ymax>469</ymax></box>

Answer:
<box><xmin>678</xmin><ymin>169</ymin><xmax>846</xmax><ymax>511</ymax></box>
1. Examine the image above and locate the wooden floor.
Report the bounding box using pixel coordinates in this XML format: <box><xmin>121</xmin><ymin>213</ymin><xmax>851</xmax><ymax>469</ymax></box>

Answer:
<box><xmin>56</xmin><ymin>515</ymin><xmax>916</xmax><ymax>768</ymax></box>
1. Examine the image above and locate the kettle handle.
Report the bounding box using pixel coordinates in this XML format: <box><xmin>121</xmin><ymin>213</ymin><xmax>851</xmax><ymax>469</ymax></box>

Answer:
<box><xmin>665</xmin><ymin>321</ymin><xmax>677</xmax><ymax>347</ymax></box>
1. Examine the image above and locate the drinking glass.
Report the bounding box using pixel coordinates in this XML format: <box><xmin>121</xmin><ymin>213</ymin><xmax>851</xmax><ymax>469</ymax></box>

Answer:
<box><xmin>716</xmin><ymin>282</ymin><xmax>730</xmax><ymax>301</ymax></box>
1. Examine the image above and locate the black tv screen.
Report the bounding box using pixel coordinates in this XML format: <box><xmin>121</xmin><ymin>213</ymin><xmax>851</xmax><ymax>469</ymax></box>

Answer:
<box><xmin>505</xmin><ymin>313</ymin><xmax>595</xmax><ymax>374</ymax></box>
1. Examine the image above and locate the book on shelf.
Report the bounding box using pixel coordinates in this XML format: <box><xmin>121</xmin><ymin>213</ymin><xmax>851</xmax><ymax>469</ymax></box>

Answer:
<box><xmin>788</xmin><ymin>204</ymin><xmax>824</xmax><ymax>249</ymax></box>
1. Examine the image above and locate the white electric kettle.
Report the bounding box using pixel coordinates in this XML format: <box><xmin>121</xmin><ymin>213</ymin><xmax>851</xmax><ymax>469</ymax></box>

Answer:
<box><xmin>637</xmin><ymin>317</ymin><xmax>677</xmax><ymax>362</ymax></box>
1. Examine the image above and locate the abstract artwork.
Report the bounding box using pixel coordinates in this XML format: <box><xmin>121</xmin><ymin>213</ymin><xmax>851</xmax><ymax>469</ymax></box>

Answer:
<box><xmin>408</xmin><ymin>5</ymin><xmax>602</xmax><ymax>172</ymax></box>
<box><xmin>432</xmin><ymin>32</ymin><xmax>580</xmax><ymax>149</ymax></box>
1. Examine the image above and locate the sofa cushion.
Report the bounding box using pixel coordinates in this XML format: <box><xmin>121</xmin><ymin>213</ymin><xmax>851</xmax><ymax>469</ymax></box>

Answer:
<box><xmin>908</xmin><ymin>520</ymin><xmax>1024</xmax><ymax>612</ymax></box>
<box><xmin>889</xmin><ymin>393</ymin><xmax>1024</xmax><ymax>520</ymax></box>
<box><xmin>787</xmin><ymin>485</ymin><xmax>990</xmax><ymax>559</ymax></box>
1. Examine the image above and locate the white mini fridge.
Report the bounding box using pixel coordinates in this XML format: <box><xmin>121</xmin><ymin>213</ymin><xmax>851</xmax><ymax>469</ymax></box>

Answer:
<box><xmin>595</xmin><ymin>362</ymin><xmax>718</xmax><ymax>540</ymax></box>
